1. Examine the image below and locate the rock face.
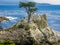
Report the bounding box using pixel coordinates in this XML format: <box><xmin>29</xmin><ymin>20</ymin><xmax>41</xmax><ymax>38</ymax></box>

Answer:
<box><xmin>0</xmin><ymin>14</ymin><xmax>60</xmax><ymax>45</ymax></box>
<box><xmin>0</xmin><ymin>16</ymin><xmax>9</xmax><ymax>22</ymax></box>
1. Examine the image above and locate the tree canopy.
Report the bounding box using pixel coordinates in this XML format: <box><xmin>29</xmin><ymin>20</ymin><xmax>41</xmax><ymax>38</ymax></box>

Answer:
<box><xmin>19</xmin><ymin>2</ymin><xmax>37</xmax><ymax>23</ymax></box>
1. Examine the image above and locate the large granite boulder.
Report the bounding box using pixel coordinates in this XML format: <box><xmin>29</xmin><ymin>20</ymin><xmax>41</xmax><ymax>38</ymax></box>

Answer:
<box><xmin>0</xmin><ymin>14</ymin><xmax>60</xmax><ymax>45</ymax></box>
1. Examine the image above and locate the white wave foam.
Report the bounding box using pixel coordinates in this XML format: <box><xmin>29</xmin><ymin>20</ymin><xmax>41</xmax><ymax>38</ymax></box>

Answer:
<box><xmin>6</xmin><ymin>16</ymin><xmax>17</xmax><ymax>20</ymax></box>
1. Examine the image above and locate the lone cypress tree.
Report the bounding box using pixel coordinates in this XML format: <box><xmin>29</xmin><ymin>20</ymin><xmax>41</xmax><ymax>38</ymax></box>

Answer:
<box><xmin>19</xmin><ymin>2</ymin><xmax>37</xmax><ymax>23</ymax></box>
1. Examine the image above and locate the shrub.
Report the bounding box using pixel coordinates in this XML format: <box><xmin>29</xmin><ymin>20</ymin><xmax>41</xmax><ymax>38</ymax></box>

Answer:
<box><xmin>0</xmin><ymin>40</ymin><xmax>15</xmax><ymax>45</ymax></box>
<box><xmin>24</xmin><ymin>25</ymin><xmax>30</xmax><ymax>30</ymax></box>
<box><xmin>17</xmin><ymin>24</ymin><xmax>24</xmax><ymax>28</ymax></box>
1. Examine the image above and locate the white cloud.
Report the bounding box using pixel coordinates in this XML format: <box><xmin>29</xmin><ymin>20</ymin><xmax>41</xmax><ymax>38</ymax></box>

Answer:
<box><xmin>0</xmin><ymin>0</ymin><xmax>31</xmax><ymax>5</ymax></box>
<box><xmin>0</xmin><ymin>0</ymin><xmax>60</xmax><ymax>5</ymax></box>
<box><xmin>32</xmin><ymin>0</ymin><xmax>60</xmax><ymax>5</ymax></box>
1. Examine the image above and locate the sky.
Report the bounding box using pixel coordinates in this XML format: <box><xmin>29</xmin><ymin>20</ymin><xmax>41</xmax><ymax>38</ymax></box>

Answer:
<box><xmin>0</xmin><ymin>0</ymin><xmax>60</xmax><ymax>5</ymax></box>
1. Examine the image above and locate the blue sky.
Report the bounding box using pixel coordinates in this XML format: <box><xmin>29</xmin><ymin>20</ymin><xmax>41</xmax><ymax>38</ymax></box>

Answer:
<box><xmin>0</xmin><ymin>0</ymin><xmax>60</xmax><ymax>5</ymax></box>
<box><xmin>0</xmin><ymin>0</ymin><xmax>30</xmax><ymax>5</ymax></box>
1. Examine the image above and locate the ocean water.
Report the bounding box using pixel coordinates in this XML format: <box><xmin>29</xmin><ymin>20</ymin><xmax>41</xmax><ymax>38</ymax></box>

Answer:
<box><xmin>0</xmin><ymin>5</ymin><xmax>60</xmax><ymax>31</ymax></box>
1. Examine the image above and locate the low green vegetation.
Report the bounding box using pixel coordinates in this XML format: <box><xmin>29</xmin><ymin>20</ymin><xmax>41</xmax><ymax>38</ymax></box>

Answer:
<box><xmin>17</xmin><ymin>24</ymin><xmax>30</xmax><ymax>30</ymax></box>
<box><xmin>24</xmin><ymin>25</ymin><xmax>30</xmax><ymax>30</ymax></box>
<box><xmin>0</xmin><ymin>40</ymin><xmax>15</xmax><ymax>45</ymax></box>
<box><xmin>17</xmin><ymin>24</ymin><xmax>24</xmax><ymax>28</ymax></box>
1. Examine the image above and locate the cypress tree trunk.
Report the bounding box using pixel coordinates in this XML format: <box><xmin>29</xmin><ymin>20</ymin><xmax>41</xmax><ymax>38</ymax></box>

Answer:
<box><xmin>26</xmin><ymin>7</ymin><xmax>31</xmax><ymax>23</ymax></box>
<box><xmin>28</xmin><ymin>14</ymin><xmax>31</xmax><ymax>23</ymax></box>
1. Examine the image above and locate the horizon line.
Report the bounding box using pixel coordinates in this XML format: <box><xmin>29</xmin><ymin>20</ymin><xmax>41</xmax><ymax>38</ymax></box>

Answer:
<box><xmin>0</xmin><ymin>3</ymin><xmax>60</xmax><ymax>5</ymax></box>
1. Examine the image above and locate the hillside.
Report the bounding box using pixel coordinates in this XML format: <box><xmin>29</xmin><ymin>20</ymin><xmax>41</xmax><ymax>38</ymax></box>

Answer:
<box><xmin>0</xmin><ymin>14</ymin><xmax>60</xmax><ymax>45</ymax></box>
<box><xmin>39</xmin><ymin>3</ymin><xmax>51</xmax><ymax>5</ymax></box>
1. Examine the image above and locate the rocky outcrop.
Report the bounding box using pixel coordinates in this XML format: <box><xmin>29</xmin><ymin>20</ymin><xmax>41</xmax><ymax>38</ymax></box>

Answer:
<box><xmin>0</xmin><ymin>14</ymin><xmax>60</xmax><ymax>45</ymax></box>
<box><xmin>0</xmin><ymin>16</ymin><xmax>9</xmax><ymax>22</ymax></box>
<box><xmin>0</xmin><ymin>16</ymin><xmax>9</xmax><ymax>30</ymax></box>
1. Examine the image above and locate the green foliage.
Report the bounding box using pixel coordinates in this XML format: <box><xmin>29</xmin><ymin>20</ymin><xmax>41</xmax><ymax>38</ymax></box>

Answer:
<box><xmin>27</xmin><ymin>2</ymin><xmax>35</xmax><ymax>7</ymax></box>
<box><xmin>17</xmin><ymin>24</ymin><xmax>24</xmax><ymax>28</ymax></box>
<box><xmin>19</xmin><ymin>2</ymin><xmax>35</xmax><ymax>8</ymax></box>
<box><xmin>19</xmin><ymin>2</ymin><xmax>37</xmax><ymax>13</ymax></box>
<box><xmin>19</xmin><ymin>2</ymin><xmax>27</xmax><ymax>8</ymax></box>
<box><xmin>0</xmin><ymin>40</ymin><xmax>15</xmax><ymax>45</ymax></box>
<box><xmin>19</xmin><ymin>2</ymin><xmax>37</xmax><ymax>23</ymax></box>
<box><xmin>29</xmin><ymin>8</ymin><xmax>37</xmax><ymax>13</ymax></box>
<box><xmin>42</xmin><ymin>14</ymin><xmax>47</xmax><ymax>20</ymax></box>
<box><xmin>24</xmin><ymin>25</ymin><xmax>30</xmax><ymax>30</ymax></box>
